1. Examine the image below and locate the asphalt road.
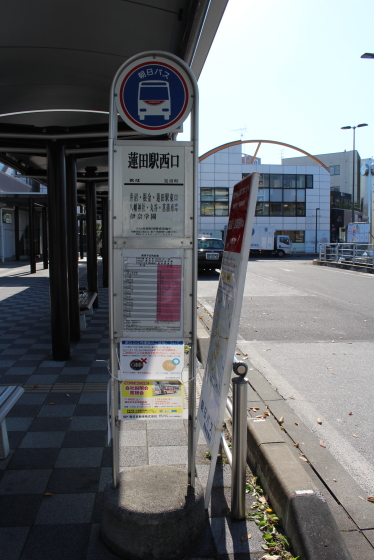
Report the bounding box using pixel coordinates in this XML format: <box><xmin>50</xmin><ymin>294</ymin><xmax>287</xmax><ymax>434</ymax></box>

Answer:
<box><xmin>197</xmin><ymin>257</ymin><xmax>374</xmax><ymax>495</ymax></box>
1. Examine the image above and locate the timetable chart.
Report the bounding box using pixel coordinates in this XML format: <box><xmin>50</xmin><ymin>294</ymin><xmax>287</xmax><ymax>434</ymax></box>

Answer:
<box><xmin>123</xmin><ymin>250</ymin><xmax>183</xmax><ymax>336</ymax></box>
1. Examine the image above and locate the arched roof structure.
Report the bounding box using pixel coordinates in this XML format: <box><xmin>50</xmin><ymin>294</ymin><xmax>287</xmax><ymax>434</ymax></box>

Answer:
<box><xmin>199</xmin><ymin>139</ymin><xmax>330</xmax><ymax>172</ymax></box>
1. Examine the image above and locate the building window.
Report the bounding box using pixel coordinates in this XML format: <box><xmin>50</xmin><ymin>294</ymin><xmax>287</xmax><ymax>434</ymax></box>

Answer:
<box><xmin>275</xmin><ymin>230</ymin><xmax>305</xmax><ymax>243</ymax></box>
<box><xmin>200</xmin><ymin>187</ymin><xmax>229</xmax><ymax>216</ymax></box>
<box><xmin>255</xmin><ymin>173</ymin><xmax>311</xmax><ymax>217</ymax></box>
<box><xmin>255</xmin><ymin>202</ymin><xmax>269</xmax><ymax>216</ymax></box>
<box><xmin>330</xmin><ymin>165</ymin><xmax>340</xmax><ymax>176</ymax></box>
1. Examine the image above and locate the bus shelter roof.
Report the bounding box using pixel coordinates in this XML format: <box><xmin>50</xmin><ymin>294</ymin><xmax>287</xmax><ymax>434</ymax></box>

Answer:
<box><xmin>0</xmin><ymin>0</ymin><xmax>228</xmax><ymax>192</ymax></box>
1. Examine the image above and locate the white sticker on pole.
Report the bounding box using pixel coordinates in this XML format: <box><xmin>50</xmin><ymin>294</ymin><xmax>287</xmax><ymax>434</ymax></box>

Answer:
<box><xmin>198</xmin><ymin>173</ymin><xmax>260</xmax><ymax>450</ymax></box>
<box><xmin>119</xmin><ymin>340</ymin><xmax>184</xmax><ymax>381</ymax></box>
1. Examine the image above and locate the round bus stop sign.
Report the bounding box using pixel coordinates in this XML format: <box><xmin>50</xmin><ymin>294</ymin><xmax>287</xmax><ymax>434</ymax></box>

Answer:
<box><xmin>115</xmin><ymin>54</ymin><xmax>194</xmax><ymax>135</ymax></box>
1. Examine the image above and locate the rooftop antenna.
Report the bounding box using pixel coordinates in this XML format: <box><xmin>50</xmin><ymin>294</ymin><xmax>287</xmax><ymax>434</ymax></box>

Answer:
<box><xmin>231</xmin><ymin>127</ymin><xmax>247</xmax><ymax>140</ymax></box>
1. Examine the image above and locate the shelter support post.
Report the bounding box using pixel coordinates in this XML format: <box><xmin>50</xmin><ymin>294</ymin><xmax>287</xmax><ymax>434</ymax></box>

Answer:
<box><xmin>79</xmin><ymin>207</ymin><xmax>84</xmax><ymax>259</ymax></box>
<box><xmin>66</xmin><ymin>155</ymin><xmax>80</xmax><ymax>342</ymax></box>
<box><xmin>85</xmin><ymin>172</ymin><xmax>99</xmax><ymax>308</ymax></box>
<box><xmin>42</xmin><ymin>206</ymin><xmax>48</xmax><ymax>269</ymax></box>
<box><xmin>28</xmin><ymin>198</ymin><xmax>36</xmax><ymax>274</ymax></box>
<box><xmin>47</xmin><ymin>141</ymin><xmax>70</xmax><ymax>361</ymax></box>
<box><xmin>14</xmin><ymin>206</ymin><xmax>20</xmax><ymax>261</ymax></box>
<box><xmin>101</xmin><ymin>196</ymin><xmax>109</xmax><ymax>288</ymax></box>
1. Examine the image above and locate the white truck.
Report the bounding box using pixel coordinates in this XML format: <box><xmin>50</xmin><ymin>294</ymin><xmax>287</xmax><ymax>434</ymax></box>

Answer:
<box><xmin>249</xmin><ymin>225</ymin><xmax>292</xmax><ymax>257</ymax></box>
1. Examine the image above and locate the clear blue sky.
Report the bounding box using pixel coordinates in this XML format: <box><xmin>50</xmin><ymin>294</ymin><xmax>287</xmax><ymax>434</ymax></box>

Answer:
<box><xmin>180</xmin><ymin>0</ymin><xmax>374</xmax><ymax>163</ymax></box>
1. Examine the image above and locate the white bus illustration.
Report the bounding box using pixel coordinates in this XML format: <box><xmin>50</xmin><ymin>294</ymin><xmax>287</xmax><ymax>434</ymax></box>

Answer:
<box><xmin>138</xmin><ymin>81</ymin><xmax>171</xmax><ymax>121</ymax></box>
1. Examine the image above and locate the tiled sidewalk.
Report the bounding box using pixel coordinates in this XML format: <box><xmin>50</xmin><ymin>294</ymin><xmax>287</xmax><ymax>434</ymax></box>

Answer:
<box><xmin>0</xmin><ymin>263</ymin><xmax>264</xmax><ymax>560</ymax></box>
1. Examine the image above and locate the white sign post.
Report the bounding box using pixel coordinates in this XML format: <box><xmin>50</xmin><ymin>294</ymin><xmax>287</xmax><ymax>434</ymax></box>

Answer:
<box><xmin>108</xmin><ymin>52</ymin><xmax>199</xmax><ymax>488</ymax></box>
<box><xmin>197</xmin><ymin>173</ymin><xmax>259</xmax><ymax>507</ymax></box>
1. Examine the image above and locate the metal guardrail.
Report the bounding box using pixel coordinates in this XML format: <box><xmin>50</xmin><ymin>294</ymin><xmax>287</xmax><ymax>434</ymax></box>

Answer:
<box><xmin>319</xmin><ymin>243</ymin><xmax>374</xmax><ymax>267</ymax></box>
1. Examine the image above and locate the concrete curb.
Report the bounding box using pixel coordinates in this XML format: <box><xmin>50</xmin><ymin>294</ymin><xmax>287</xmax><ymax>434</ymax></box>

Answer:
<box><xmin>245</xmin><ymin>416</ymin><xmax>352</xmax><ymax>560</ymax></box>
<box><xmin>197</xmin><ymin>336</ymin><xmax>353</xmax><ymax>560</ymax></box>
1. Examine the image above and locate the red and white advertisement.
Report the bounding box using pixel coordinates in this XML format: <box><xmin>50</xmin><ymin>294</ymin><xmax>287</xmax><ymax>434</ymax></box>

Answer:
<box><xmin>224</xmin><ymin>177</ymin><xmax>252</xmax><ymax>253</ymax></box>
<box><xmin>198</xmin><ymin>173</ymin><xmax>259</xmax><ymax>451</ymax></box>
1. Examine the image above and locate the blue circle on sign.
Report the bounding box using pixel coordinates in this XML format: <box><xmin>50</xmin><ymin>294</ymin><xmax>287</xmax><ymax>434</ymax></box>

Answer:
<box><xmin>119</xmin><ymin>60</ymin><xmax>190</xmax><ymax>132</ymax></box>
<box><xmin>172</xmin><ymin>358</ymin><xmax>181</xmax><ymax>366</ymax></box>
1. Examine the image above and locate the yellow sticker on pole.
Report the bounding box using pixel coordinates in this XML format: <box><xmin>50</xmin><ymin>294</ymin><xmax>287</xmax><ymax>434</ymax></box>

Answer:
<box><xmin>120</xmin><ymin>380</ymin><xmax>184</xmax><ymax>419</ymax></box>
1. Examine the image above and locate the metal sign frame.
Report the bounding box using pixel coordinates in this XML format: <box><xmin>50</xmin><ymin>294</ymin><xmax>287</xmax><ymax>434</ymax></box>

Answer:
<box><xmin>197</xmin><ymin>173</ymin><xmax>260</xmax><ymax>507</ymax></box>
<box><xmin>108</xmin><ymin>51</ymin><xmax>199</xmax><ymax>488</ymax></box>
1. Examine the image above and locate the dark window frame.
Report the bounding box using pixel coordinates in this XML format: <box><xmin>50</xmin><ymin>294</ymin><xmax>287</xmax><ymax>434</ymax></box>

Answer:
<box><xmin>200</xmin><ymin>187</ymin><xmax>229</xmax><ymax>217</ymax></box>
<box><xmin>255</xmin><ymin>173</ymin><xmax>311</xmax><ymax>216</ymax></box>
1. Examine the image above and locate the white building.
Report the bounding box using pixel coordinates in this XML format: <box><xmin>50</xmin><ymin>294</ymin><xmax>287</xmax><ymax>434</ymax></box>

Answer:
<box><xmin>198</xmin><ymin>144</ymin><xmax>330</xmax><ymax>253</ymax></box>
<box><xmin>359</xmin><ymin>158</ymin><xmax>374</xmax><ymax>242</ymax></box>
<box><xmin>282</xmin><ymin>150</ymin><xmax>360</xmax><ymax>202</ymax></box>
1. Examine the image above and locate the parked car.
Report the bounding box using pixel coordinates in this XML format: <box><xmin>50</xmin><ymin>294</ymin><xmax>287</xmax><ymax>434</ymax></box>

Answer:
<box><xmin>198</xmin><ymin>237</ymin><xmax>224</xmax><ymax>270</ymax></box>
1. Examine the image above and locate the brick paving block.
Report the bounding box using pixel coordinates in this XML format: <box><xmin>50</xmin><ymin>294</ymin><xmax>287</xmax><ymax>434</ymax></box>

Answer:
<box><xmin>20</xmin><ymin>524</ymin><xmax>91</xmax><ymax>560</ymax></box>
<box><xmin>61</xmin><ymin>367</ymin><xmax>90</xmax><ymax>375</ymax></box>
<box><xmin>55</xmin><ymin>447</ymin><xmax>104</xmax><ymax>468</ymax></box>
<box><xmin>6</xmin><ymin>366</ymin><xmax>37</xmax><ymax>375</ymax></box>
<box><xmin>101</xmin><ymin>447</ymin><xmax>112</xmax><ymax>467</ymax></box>
<box><xmin>55</xmin><ymin>374</ymin><xmax>89</xmax><ymax>383</ymax></box>
<box><xmin>30</xmin><ymin>366</ymin><xmax>63</xmax><ymax>374</ymax></box>
<box><xmin>0</xmin><ymin>468</ymin><xmax>52</xmax><ymax>495</ymax></box>
<box><xmin>29</xmin><ymin>417</ymin><xmax>72</xmax><ymax>432</ymax></box>
<box><xmin>46</xmin><ymin>393</ymin><xmax>80</xmax><ymax>404</ymax></box>
<box><xmin>35</xmin><ymin>493</ymin><xmax>96</xmax><ymax>524</ymax></box>
<box><xmin>69</xmin><ymin>416</ymin><xmax>107</xmax><ymax>431</ymax></box>
<box><xmin>78</xmin><ymin>393</ymin><xmax>107</xmax><ymax>404</ymax></box>
<box><xmin>0</xmin><ymin>494</ymin><xmax>43</xmax><ymax>526</ymax></box>
<box><xmin>8</xmin><ymin>404</ymin><xmax>41</xmax><ymax>417</ymax></box>
<box><xmin>147</xmin><ymin>429</ymin><xmax>188</xmax><ymax>447</ymax></box>
<box><xmin>119</xmin><ymin>429</ymin><xmax>146</xmax><ymax>447</ymax></box>
<box><xmin>86</xmin><ymin>374</ymin><xmax>110</xmax><ymax>382</ymax></box>
<box><xmin>20</xmin><ymin>431</ymin><xmax>66</xmax><ymax>449</ymax></box>
<box><xmin>37</xmin><ymin>404</ymin><xmax>76</xmax><ymax>418</ymax></box>
<box><xmin>17</xmin><ymin>393</ymin><xmax>47</xmax><ymax>405</ymax></box>
<box><xmin>148</xmin><ymin>445</ymin><xmax>188</xmax><ymax>466</ymax></box>
<box><xmin>8</xmin><ymin>431</ymin><xmax>25</xmax><ymax>449</ymax></box>
<box><xmin>99</xmin><ymin>467</ymin><xmax>112</xmax><ymax>492</ymax></box>
<box><xmin>74</xmin><ymin>404</ymin><xmax>107</xmax><ymax>417</ymax></box>
<box><xmin>147</xmin><ymin>418</ymin><xmax>186</xmax><ymax>430</ymax></box>
<box><xmin>119</xmin><ymin>419</ymin><xmax>147</xmax><ymax>431</ymax></box>
<box><xmin>27</xmin><ymin>375</ymin><xmax>59</xmax><ymax>384</ymax></box>
<box><xmin>0</xmin><ymin>527</ymin><xmax>30</xmax><ymax>560</ymax></box>
<box><xmin>6</xmin><ymin>417</ymin><xmax>35</xmax><ymax>431</ymax></box>
<box><xmin>0</xmin><ymin>359</ymin><xmax>17</xmax><ymax>367</ymax></box>
<box><xmin>62</xmin><ymin>430</ymin><xmax>107</xmax><ymax>448</ymax></box>
<box><xmin>91</xmin><ymin>493</ymin><xmax>104</xmax><ymax>526</ymax></box>
<box><xmin>118</xmin><ymin>446</ymin><xmax>147</xmax><ymax>467</ymax></box>
<box><xmin>46</xmin><ymin>467</ymin><xmax>100</xmax><ymax>494</ymax></box>
<box><xmin>7</xmin><ymin>448</ymin><xmax>60</xmax><ymax>470</ymax></box>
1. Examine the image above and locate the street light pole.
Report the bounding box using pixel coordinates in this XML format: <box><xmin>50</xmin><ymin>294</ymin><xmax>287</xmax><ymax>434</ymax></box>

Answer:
<box><xmin>341</xmin><ymin>123</ymin><xmax>368</xmax><ymax>223</ymax></box>
<box><xmin>315</xmin><ymin>207</ymin><xmax>320</xmax><ymax>253</ymax></box>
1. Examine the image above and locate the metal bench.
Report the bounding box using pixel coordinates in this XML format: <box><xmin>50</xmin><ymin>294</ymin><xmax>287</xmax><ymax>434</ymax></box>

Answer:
<box><xmin>0</xmin><ymin>386</ymin><xmax>25</xmax><ymax>459</ymax></box>
<box><xmin>79</xmin><ymin>288</ymin><xmax>98</xmax><ymax>330</ymax></box>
